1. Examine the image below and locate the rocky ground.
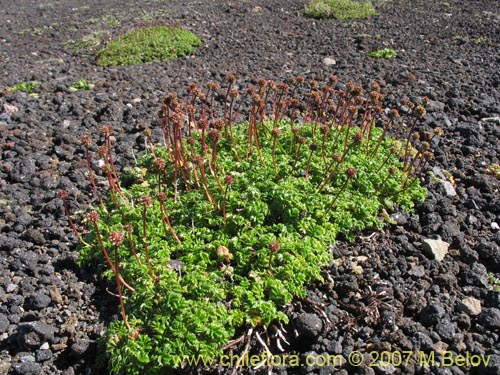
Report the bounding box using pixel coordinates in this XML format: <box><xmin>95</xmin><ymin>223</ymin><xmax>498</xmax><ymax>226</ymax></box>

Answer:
<box><xmin>0</xmin><ymin>0</ymin><xmax>499</xmax><ymax>374</ymax></box>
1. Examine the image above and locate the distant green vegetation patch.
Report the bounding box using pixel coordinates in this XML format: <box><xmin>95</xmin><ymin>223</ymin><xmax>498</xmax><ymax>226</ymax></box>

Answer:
<box><xmin>305</xmin><ymin>0</ymin><xmax>378</xmax><ymax>20</ymax></box>
<box><xmin>369</xmin><ymin>48</ymin><xmax>397</xmax><ymax>58</ymax></box>
<box><xmin>96</xmin><ymin>26</ymin><xmax>202</xmax><ymax>67</ymax></box>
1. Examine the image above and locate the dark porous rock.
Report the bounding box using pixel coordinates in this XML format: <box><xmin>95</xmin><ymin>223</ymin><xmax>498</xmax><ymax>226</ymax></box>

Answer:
<box><xmin>25</xmin><ymin>293</ymin><xmax>51</xmax><ymax>311</ymax></box>
<box><xmin>485</xmin><ymin>290</ymin><xmax>500</xmax><ymax>309</ymax></box>
<box><xmin>477</xmin><ymin>353</ymin><xmax>500</xmax><ymax>375</ymax></box>
<box><xmin>35</xmin><ymin>349</ymin><xmax>52</xmax><ymax>362</ymax></box>
<box><xmin>16</xmin><ymin>322</ymin><xmax>55</xmax><ymax>350</ymax></box>
<box><xmin>435</xmin><ymin>320</ymin><xmax>457</xmax><ymax>343</ymax></box>
<box><xmin>475</xmin><ymin>241</ymin><xmax>500</xmax><ymax>272</ymax></box>
<box><xmin>478</xmin><ymin>308</ymin><xmax>500</xmax><ymax>330</ymax></box>
<box><xmin>70</xmin><ymin>338</ymin><xmax>90</xmax><ymax>357</ymax></box>
<box><xmin>439</xmin><ymin>221</ymin><xmax>462</xmax><ymax>240</ymax></box>
<box><xmin>0</xmin><ymin>312</ymin><xmax>9</xmax><ymax>333</ymax></box>
<box><xmin>294</xmin><ymin>313</ymin><xmax>323</xmax><ymax>339</ymax></box>
<box><xmin>418</xmin><ymin>302</ymin><xmax>447</xmax><ymax>326</ymax></box>
<box><xmin>411</xmin><ymin>332</ymin><xmax>434</xmax><ymax>351</ymax></box>
<box><xmin>12</xmin><ymin>357</ymin><xmax>42</xmax><ymax>375</ymax></box>
<box><xmin>460</xmin><ymin>263</ymin><xmax>489</xmax><ymax>288</ymax></box>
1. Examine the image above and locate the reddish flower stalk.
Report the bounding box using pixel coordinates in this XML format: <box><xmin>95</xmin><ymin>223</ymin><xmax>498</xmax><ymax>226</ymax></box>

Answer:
<box><xmin>160</xmin><ymin>104</ymin><xmax>170</xmax><ymax>149</ymax></box>
<box><xmin>124</xmin><ymin>224</ymin><xmax>141</xmax><ymax>265</ymax></box>
<box><xmin>375</xmin><ymin>166</ymin><xmax>397</xmax><ymax>193</ymax></box>
<box><xmin>153</xmin><ymin>157</ymin><xmax>167</xmax><ymax>194</ymax></box>
<box><xmin>227</xmin><ymin>88</ymin><xmax>239</xmax><ymax>141</ymax></box>
<box><xmin>319</xmin><ymin>125</ymin><xmax>330</xmax><ymax>164</ymax></box>
<box><xmin>58</xmin><ymin>190</ymin><xmax>89</xmax><ymax>247</ymax></box>
<box><xmin>317</xmin><ymin>153</ymin><xmax>343</xmax><ymax>194</ymax></box>
<box><xmin>371</xmin><ymin>118</ymin><xmax>395</xmax><ymax>158</ymax></box>
<box><xmin>82</xmin><ymin>135</ymin><xmax>104</xmax><ymax>207</ymax></box>
<box><xmin>206</xmin><ymin>82</ymin><xmax>219</xmax><ymax>123</ymax></box>
<box><xmin>141</xmin><ymin>196</ymin><xmax>157</xmax><ymax>282</ymax></box>
<box><xmin>196</xmin><ymin>157</ymin><xmax>220</xmax><ymax>210</ymax></box>
<box><xmin>305</xmin><ymin>143</ymin><xmax>318</xmax><ymax>179</ymax></box>
<box><xmin>102</xmin><ymin>126</ymin><xmax>123</xmax><ymax>194</ymax></box>
<box><xmin>208</xmin><ymin>129</ymin><xmax>221</xmax><ymax>164</ymax></box>
<box><xmin>342</xmin><ymin>106</ymin><xmax>358</xmax><ymax>154</ymax></box>
<box><xmin>292</xmin><ymin>136</ymin><xmax>306</xmax><ymax>170</ymax></box>
<box><xmin>110</xmin><ymin>230</ymin><xmax>131</xmax><ymax>330</ymax></box>
<box><xmin>223</xmin><ymin>74</ymin><xmax>237</xmax><ymax>127</ymax></box>
<box><xmin>268</xmin><ymin>241</ymin><xmax>280</xmax><ymax>274</ymax></box>
<box><xmin>222</xmin><ymin>175</ymin><xmax>234</xmax><ymax>225</ymax></box>
<box><xmin>271</xmin><ymin>127</ymin><xmax>281</xmax><ymax>175</ymax></box>
<box><xmin>404</xmin><ymin>141</ymin><xmax>430</xmax><ymax>175</ymax></box>
<box><xmin>87</xmin><ymin>211</ymin><xmax>135</xmax><ymax>292</ymax></box>
<box><xmin>402</xmin><ymin>105</ymin><xmax>426</xmax><ymax>170</ymax></box>
<box><xmin>326</xmin><ymin>168</ymin><xmax>357</xmax><ymax>211</ymax></box>
<box><xmin>157</xmin><ymin>193</ymin><xmax>181</xmax><ymax>244</ymax></box>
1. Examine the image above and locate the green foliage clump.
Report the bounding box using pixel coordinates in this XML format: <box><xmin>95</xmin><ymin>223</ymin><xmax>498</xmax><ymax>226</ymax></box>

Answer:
<box><xmin>369</xmin><ymin>48</ymin><xmax>397</xmax><ymax>58</ymax></box>
<box><xmin>304</xmin><ymin>0</ymin><xmax>378</xmax><ymax>20</ymax></box>
<box><xmin>69</xmin><ymin>79</ymin><xmax>94</xmax><ymax>92</ymax></box>
<box><xmin>8</xmin><ymin>81</ymin><xmax>39</xmax><ymax>95</ymax></box>
<box><xmin>96</xmin><ymin>26</ymin><xmax>202</xmax><ymax>67</ymax></box>
<box><xmin>71</xmin><ymin>77</ymin><xmax>432</xmax><ymax>374</ymax></box>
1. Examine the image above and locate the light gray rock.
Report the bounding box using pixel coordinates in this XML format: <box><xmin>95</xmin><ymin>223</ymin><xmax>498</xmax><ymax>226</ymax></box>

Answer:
<box><xmin>457</xmin><ymin>297</ymin><xmax>482</xmax><ymax>316</ymax></box>
<box><xmin>323</xmin><ymin>57</ymin><xmax>336</xmax><ymax>66</ymax></box>
<box><xmin>422</xmin><ymin>238</ymin><xmax>450</xmax><ymax>261</ymax></box>
<box><xmin>443</xmin><ymin>181</ymin><xmax>457</xmax><ymax>197</ymax></box>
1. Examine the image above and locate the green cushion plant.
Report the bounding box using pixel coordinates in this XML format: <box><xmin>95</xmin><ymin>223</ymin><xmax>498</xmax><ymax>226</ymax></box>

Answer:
<box><xmin>369</xmin><ymin>48</ymin><xmax>397</xmax><ymax>58</ymax></box>
<box><xmin>62</xmin><ymin>76</ymin><xmax>435</xmax><ymax>374</ymax></box>
<box><xmin>95</xmin><ymin>25</ymin><xmax>201</xmax><ymax>67</ymax></box>
<box><xmin>304</xmin><ymin>0</ymin><xmax>379</xmax><ymax>20</ymax></box>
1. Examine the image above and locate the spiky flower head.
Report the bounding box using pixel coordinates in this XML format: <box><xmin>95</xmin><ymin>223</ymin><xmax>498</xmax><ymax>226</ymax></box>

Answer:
<box><xmin>214</xmin><ymin>119</ymin><xmax>225</xmax><ymax>130</ymax></box>
<box><xmin>229</xmin><ymin>88</ymin><xmax>239</xmax><ymax>99</ymax></box>
<box><xmin>227</xmin><ymin>74</ymin><xmax>237</xmax><ymax>84</ymax></box>
<box><xmin>370</xmin><ymin>81</ymin><xmax>380</xmax><ymax>92</ymax></box>
<box><xmin>141</xmin><ymin>196</ymin><xmax>152</xmax><ymax>208</ymax></box>
<box><xmin>423</xmin><ymin>151</ymin><xmax>434</xmax><ymax>160</ymax></box>
<box><xmin>109</xmin><ymin>230</ymin><xmax>124</xmax><ymax>246</ymax></box>
<box><xmin>277</xmin><ymin>82</ymin><xmax>289</xmax><ymax>92</ymax></box>
<box><xmin>88</xmin><ymin>210</ymin><xmax>99</xmax><ymax>224</ymax></box>
<box><xmin>208</xmin><ymin>129</ymin><xmax>221</xmax><ymax>142</ymax></box>
<box><xmin>82</xmin><ymin>135</ymin><xmax>92</xmax><ymax>147</ymax></box>
<box><xmin>345</xmin><ymin>167</ymin><xmax>357</xmax><ymax>179</ymax></box>
<box><xmin>58</xmin><ymin>190</ymin><xmax>68</xmax><ymax>200</ymax></box>
<box><xmin>414</xmin><ymin>105</ymin><xmax>427</xmax><ymax>118</ymax></box>
<box><xmin>206</xmin><ymin>81</ymin><xmax>219</xmax><ymax>91</ymax></box>
<box><xmin>101</xmin><ymin>125</ymin><xmax>113</xmax><ymax>137</ymax></box>
<box><xmin>353</xmin><ymin>132</ymin><xmax>363</xmax><ymax>144</ymax></box>
<box><xmin>217</xmin><ymin>245</ymin><xmax>233</xmax><ymax>262</ymax></box>
<box><xmin>153</xmin><ymin>158</ymin><xmax>167</xmax><ymax>171</ymax></box>
<box><xmin>269</xmin><ymin>241</ymin><xmax>281</xmax><ymax>253</ymax></box>
<box><xmin>224</xmin><ymin>175</ymin><xmax>234</xmax><ymax>186</ymax></box>
<box><xmin>271</xmin><ymin>127</ymin><xmax>281</xmax><ymax>138</ymax></box>
<box><xmin>98</xmin><ymin>145</ymin><xmax>107</xmax><ymax>157</ymax></box>
<box><xmin>320</xmin><ymin>125</ymin><xmax>330</xmax><ymax>135</ymax></box>
<box><xmin>157</xmin><ymin>192</ymin><xmax>167</xmax><ymax>203</ymax></box>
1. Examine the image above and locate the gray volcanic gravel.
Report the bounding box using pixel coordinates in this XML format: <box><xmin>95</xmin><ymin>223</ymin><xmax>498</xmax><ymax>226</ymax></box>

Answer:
<box><xmin>0</xmin><ymin>0</ymin><xmax>499</xmax><ymax>374</ymax></box>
